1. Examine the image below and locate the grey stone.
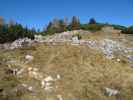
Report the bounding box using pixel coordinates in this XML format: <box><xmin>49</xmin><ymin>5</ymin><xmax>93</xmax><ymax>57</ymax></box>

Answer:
<box><xmin>72</xmin><ymin>36</ymin><xmax>80</xmax><ymax>44</ymax></box>
<box><xmin>105</xmin><ymin>88</ymin><xmax>119</xmax><ymax>96</ymax></box>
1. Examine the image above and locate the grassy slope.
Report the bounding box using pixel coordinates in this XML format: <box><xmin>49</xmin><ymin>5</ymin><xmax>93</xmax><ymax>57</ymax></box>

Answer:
<box><xmin>0</xmin><ymin>41</ymin><xmax>133</xmax><ymax>100</ymax></box>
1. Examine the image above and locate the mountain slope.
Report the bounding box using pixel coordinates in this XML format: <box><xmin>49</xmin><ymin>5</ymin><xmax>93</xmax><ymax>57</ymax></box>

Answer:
<box><xmin>0</xmin><ymin>30</ymin><xmax>133</xmax><ymax>100</ymax></box>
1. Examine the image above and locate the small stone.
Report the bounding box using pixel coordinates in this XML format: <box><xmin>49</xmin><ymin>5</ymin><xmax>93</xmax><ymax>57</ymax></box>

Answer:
<box><xmin>117</xmin><ymin>59</ymin><xmax>121</xmax><ymax>62</ymax></box>
<box><xmin>44</xmin><ymin>86</ymin><xmax>53</xmax><ymax>91</ymax></box>
<box><xmin>33</xmin><ymin>68</ymin><xmax>39</xmax><ymax>72</ymax></box>
<box><xmin>127</xmin><ymin>55</ymin><xmax>133</xmax><ymax>63</ymax></box>
<box><xmin>57</xmin><ymin>94</ymin><xmax>63</xmax><ymax>100</ymax></box>
<box><xmin>28</xmin><ymin>86</ymin><xmax>33</xmax><ymax>91</ymax></box>
<box><xmin>45</xmin><ymin>82</ymin><xmax>52</xmax><ymax>86</ymax></box>
<box><xmin>25</xmin><ymin>55</ymin><xmax>34</xmax><ymax>61</ymax></box>
<box><xmin>17</xmin><ymin>68</ymin><xmax>25</xmax><ymax>75</ymax></box>
<box><xmin>22</xmin><ymin>83</ymin><xmax>28</xmax><ymax>88</ymax></box>
<box><xmin>44</xmin><ymin>76</ymin><xmax>54</xmax><ymax>82</ymax></box>
<box><xmin>28</xmin><ymin>67</ymin><xmax>33</xmax><ymax>71</ymax></box>
<box><xmin>105</xmin><ymin>88</ymin><xmax>119</xmax><ymax>96</ymax></box>
<box><xmin>41</xmin><ymin>80</ymin><xmax>45</xmax><ymax>88</ymax></box>
<box><xmin>57</xmin><ymin>74</ymin><xmax>61</xmax><ymax>80</ymax></box>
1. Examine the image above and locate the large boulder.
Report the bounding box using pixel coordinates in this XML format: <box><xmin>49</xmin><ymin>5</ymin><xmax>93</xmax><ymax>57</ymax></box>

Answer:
<box><xmin>72</xmin><ymin>36</ymin><xmax>80</xmax><ymax>44</ymax></box>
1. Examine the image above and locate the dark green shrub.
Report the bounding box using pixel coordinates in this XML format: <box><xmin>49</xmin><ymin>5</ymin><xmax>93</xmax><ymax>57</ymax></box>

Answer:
<box><xmin>80</xmin><ymin>24</ymin><xmax>103</xmax><ymax>31</ymax></box>
<box><xmin>122</xmin><ymin>26</ymin><xmax>133</xmax><ymax>34</ymax></box>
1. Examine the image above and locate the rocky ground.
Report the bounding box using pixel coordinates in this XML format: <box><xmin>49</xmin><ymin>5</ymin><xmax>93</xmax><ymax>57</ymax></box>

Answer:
<box><xmin>0</xmin><ymin>30</ymin><xmax>133</xmax><ymax>100</ymax></box>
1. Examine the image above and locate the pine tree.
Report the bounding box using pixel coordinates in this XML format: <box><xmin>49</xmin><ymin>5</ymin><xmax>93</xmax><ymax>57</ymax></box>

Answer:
<box><xmin>89</xmin><ymin>18</ymin><xmax>96</xmax><ymax>24</ymax></box>
<box><xmin>46</xmin><ymin>22</ymin><xmax>53</xmax><ymax>30</ymax></box>
<box><xmin>59</xmin><ymin>19</ymin><xmax>67</xmax><ymax>32</ymax></box>
<box><xmin>45</xmin><ymin>21</ymin><xmax>55</xmax><ymax>35</ymax></box>
<box><xmin>71</xmin><ymin>16</ymin><xmax>80</xmax><ymax>30</ymax></box>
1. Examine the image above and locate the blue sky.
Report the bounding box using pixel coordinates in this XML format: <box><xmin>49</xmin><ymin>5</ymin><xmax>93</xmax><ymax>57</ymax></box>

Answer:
<box><xmin>0</xmin><ymin>0</ymin><xmax>133</xmax><ymax>30</ymax></box>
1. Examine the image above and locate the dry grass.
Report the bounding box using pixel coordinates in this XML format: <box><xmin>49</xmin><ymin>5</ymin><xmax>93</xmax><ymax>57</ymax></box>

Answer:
<box><xmin>0</xmin><ymin>40</ymin><xmax>133</xmax><ymax>100</ymax></box>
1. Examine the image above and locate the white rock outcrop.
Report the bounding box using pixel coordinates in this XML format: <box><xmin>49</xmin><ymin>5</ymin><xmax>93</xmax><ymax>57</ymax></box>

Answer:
<box><xmin>99</xmin><ymin>39</ymin><xmax>121</xmax><ymax>59</ymax></box>
<box><xmin>10</xmin><ymin>38</ymin><xmax>33</xmax><ymax>49</ymax></box>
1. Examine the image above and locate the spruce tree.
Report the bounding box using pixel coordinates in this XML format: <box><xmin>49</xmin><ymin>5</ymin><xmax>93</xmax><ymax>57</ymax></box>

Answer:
<box><xmin>71</xmin><ymin>16</ymin><xmax>80</xmax><ymax>30</ymax></box>
<box><xmin>89</xmin><ymin>18</ymin><xmax>96</xmax><ymax>24</ymax></box>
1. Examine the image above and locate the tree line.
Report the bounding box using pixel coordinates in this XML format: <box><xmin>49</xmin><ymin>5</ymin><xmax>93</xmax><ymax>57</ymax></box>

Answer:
<box><xmin>0</xmin><ymin>17</ymin><xmax>36</xmax><ymax>43</ymax></box>
<box><xmin>0</xmin><ymin>16</ymin><xmax>132</xmax><ymax>43</ymax></box>
<box><xmin>44</xmin><ymin>17</ymin><xmax>103</xmax><ymax>35</ymax></box>
<box><xmin>42</xmin><ymin>16</ymin><xmax>133</xmax><ymax>35</ymax></box>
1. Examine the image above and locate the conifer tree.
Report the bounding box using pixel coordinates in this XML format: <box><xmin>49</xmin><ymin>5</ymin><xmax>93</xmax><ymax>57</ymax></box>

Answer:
<box><xmin>89</xmin><ymin>18</ymin><xmax>96</xmax><ymax>24</ymax></box>
<box><xmin>71</xmin><ymin>16</ymin><xmax>80</xmax><ymax>30</ymax></box>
